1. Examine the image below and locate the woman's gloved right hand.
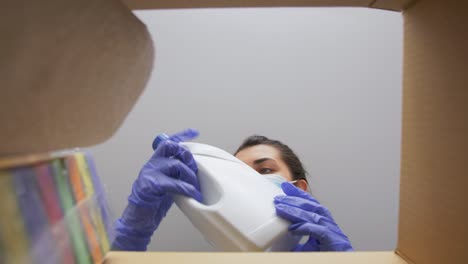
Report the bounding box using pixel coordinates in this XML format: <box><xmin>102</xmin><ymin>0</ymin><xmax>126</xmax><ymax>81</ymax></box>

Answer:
<box><xmin>112</xmin><ymin>129</ymin><xmax>201</xmax><ymax>251</ymax></box>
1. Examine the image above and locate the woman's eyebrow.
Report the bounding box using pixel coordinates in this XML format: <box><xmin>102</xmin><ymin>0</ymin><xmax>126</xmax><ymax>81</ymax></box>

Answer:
<box><xmin>253</xmin><ymin>158</ymin><xmax>276</xmax><ymax>165</ymax></box>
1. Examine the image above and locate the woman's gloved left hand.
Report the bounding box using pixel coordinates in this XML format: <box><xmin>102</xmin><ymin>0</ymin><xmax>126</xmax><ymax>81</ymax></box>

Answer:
<box><xmin>274</xmin><ymin>182</ymin><xmax>353</xmax><ymax>252</ymax></box>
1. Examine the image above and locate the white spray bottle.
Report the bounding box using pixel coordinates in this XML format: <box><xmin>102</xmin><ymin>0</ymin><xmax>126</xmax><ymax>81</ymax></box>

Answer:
<box><xmin>153</xmin><ymin>134</ymin><xmax>300</xmax><ymax>251</ymax></box>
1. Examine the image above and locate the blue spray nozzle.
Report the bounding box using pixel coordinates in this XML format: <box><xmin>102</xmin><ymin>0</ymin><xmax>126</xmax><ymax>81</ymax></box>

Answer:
<box><xmin>152</xmin><ymin>133</ymin><xmax>170</xmax><ymax>150</ymax></box>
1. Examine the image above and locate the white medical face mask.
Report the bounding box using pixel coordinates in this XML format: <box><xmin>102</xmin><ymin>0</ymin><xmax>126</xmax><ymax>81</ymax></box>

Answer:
<box><xmin>264</xmin><ymin>174</ymin><xmax>297</xmax><ymax>188</ymax></box>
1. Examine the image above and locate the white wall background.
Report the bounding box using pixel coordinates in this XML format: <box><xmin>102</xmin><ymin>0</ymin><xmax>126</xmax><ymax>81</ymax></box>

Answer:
<box><xmin>89</xmin><ymin>7</ymin><xmax>402</xmax><ymax>251</ymax></box>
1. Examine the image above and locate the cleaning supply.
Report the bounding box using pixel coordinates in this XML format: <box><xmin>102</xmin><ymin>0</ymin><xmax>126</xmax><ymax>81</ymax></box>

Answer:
<box><xmin>152</xmin><ymin>134</ymin><xmax>300</xmax><ymax>251</ymax></box>
<box><xmin>0</xmin><ymin>152</ymin><xmax>111</xmax><ymax>264</ymax></box>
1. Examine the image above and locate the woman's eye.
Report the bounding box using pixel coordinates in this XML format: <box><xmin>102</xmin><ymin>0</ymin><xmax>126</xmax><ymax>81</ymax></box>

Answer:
<box><xmin>259</xmin><ymin>168</ymin><xmax>273</xmax><ymax>174</ymax></box>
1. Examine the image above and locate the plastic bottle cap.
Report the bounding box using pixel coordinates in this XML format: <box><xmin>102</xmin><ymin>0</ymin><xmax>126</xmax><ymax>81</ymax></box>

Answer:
<box><xmin>152</xmin><ymin>133</ymin><xmax>170</xmax><ymax>150</ymax></box>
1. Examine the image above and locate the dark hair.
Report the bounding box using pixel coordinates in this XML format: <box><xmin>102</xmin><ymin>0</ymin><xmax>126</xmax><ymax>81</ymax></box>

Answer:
<box><xmin>234</xmin><ymin>135</ymin><xmax>307</xmax><ymax>182</ymax></box>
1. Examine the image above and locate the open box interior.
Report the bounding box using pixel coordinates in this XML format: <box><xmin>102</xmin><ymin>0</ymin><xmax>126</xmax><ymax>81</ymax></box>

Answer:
<box><xmin>1</xmin><ymin>0</ymin><xmax>467</xmax><ymax>263</ymax></box>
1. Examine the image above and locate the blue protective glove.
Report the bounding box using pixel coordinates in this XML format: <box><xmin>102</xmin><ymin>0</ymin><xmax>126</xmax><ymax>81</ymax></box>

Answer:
<box><xmin>274</xmin><ymin>182</ymin><xmax>353</xmax><ymax>252</ymax></box>
<box><xmin>112</xmin><ymin>128</ymin><xmax>201</xmax><ymax>251</ymax></box>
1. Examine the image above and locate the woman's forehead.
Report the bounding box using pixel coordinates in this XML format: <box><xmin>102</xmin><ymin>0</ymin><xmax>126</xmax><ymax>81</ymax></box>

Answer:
<box><xmin>235</xmin><ymin>144</ymin><xmax>281</xmax><ymax>161</ymax></box>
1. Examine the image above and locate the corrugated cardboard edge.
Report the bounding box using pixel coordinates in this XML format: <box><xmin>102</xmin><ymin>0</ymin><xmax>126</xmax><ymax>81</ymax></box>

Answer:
<box><xmin>122</xmin><ymin>0</ymin><xmax>416</xmax><ymax>11</ymax></box>
<box><xmin>104</xmin><ymin>251</ymin><xmax>408</xmax><ymax>264</ymax></box>
<box><xmin>0</xmin><ymin>0</ymin><xmax>154</xmax><ymax>155</ymax></box>
<box><xmin>398</xmin><ymin>0</ymin><xmax>468</xmax><ymax>263</ymax></box>
<box><xmin>122</xmin><ymin>0</ymin><xmax>388</xmax><ymax>10</ymax></box>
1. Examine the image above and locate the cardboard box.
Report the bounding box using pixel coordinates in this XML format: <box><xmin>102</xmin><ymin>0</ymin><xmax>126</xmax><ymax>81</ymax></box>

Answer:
<box><xmin>0</xmin><ymin>0</ymin><xmax>153</xmax><ymax>155</ymax></box>
<box><xmin>1</xmin><ymin>0</ymin><xmax>467</xmax><ymax>263</ymax></box>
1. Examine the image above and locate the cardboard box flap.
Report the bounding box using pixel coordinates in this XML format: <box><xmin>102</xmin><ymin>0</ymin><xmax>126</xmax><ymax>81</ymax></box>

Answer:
<box><xmin>372</xmin><ymin>0</ymin><xmax>414</xmax><ymax>11</ymax></box>
<box><xmin>0</xmin><ymin>0</ymin><xmax>154</xmax><ymax>155</ymax></box>
<box><xmin>104</xmin><ymin>251</ymin><xmax>408</xmax><ymax>264</ymax></box>
<box><xmin>122</xmin><ymin>0</ymin><xmax>409</xmax><ymax>11</ymax></box>
<box><xmin>399</xmin><ymin>0</ymin><xmax>468</xmax><ymax>263</ymax></box>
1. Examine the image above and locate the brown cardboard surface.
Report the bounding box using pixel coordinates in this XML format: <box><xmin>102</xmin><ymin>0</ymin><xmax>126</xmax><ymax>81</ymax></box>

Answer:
<box><xmin>398</xmin><ymin>0</ymin><xmax>468</xmax><ymax>263</ymax></box>
<box><xmin>122</xmin><ymin>0</ymin><xmax>373</xmax><ymax>10</ymax></box>
<box><xmin>122</xmin><ymin>0</ymin><xmax>412</xmax><ymax>11</ymax></box>
<box><xmin>104</xmin><ymin>251</ymin><xmax>407</xmax><ymax>264</ymax></box>
<box><xmin>0</xmin><ymin>0</ymin><xmax>154</xmax><ymax>155</ymax></box>
<box><xmin>372</xmin><ymin>0</ymin><xmax>413</xmax><ymax>10</ymax></box>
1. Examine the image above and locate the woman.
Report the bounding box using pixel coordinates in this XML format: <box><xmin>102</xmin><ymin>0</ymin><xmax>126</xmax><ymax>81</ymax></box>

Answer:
<box><xmin>112</xmin><ymin>129</ymin><xmax>353</xmax><ymax>252</ymax></box>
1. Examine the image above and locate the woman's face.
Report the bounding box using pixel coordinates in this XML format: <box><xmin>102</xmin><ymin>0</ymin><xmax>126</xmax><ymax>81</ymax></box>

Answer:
<box><xmin>235</xmin><ymin>144</ymin><xmax>308</xmax><ymax>191</ymax></box>
<box><xmin>234</xmin><ymin>144</ymin><xmax>294</xmax><ymax>181</ymax></box>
